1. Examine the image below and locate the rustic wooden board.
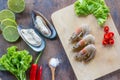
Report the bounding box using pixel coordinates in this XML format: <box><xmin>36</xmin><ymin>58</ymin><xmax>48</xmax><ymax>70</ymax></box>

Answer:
<box><xmin>51</xmin><ymin>5</ymin><xmax>120</xmax><ymax>80</ymax></box>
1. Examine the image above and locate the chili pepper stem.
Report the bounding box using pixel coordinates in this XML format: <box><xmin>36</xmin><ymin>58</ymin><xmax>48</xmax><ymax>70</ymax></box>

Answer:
<box><xmin>34</xmin><ymin>51</ymin><xmax>43</xmax><ymax>64</ymax></box>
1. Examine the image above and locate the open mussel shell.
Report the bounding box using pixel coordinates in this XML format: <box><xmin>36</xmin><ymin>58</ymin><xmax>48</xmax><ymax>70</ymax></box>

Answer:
<box><xmin>32</xmin><ymin>10</ymin><xmax>57</xmax><ymax>39</ymax></box>
<box><xmin>17</xmin><ymin>25</ymin><xmax>46</xmax><ymax>52</ymax></box>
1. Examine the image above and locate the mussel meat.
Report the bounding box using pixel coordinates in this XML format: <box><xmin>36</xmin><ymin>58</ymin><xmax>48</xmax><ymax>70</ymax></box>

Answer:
<box><xmin>32</xmin><ymin>10</ymin><xmax>57</xmax><ymax>39</ymax></box>
<box><xmin>21</xmin><ymin>29</ymin><xmax>41</xmax><ymax>47</ymax></box>
<box><xmin>18</xmin><ymin>25</ymin><xmax>46</xmax><ymax>52</ymax></box>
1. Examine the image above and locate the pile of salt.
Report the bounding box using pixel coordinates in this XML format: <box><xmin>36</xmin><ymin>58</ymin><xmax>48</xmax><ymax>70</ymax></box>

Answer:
<box><xmin>49</xmin><ymin>58</ymin><xmax>60</xmax><ymax>67</ymax></box>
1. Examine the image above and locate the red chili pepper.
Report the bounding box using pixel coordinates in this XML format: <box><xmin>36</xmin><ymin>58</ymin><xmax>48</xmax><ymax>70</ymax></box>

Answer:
<box><xmin>36</xmin><ymin>66</ymin><xmax>42</xmax><ymax>80</ymax></box>
<box><xmin>109</xmin><ymin>39</ymin><xmax>114</xmax><ymax>45</ymax></box>
<box><xmin>102</xmin><ymin>26</ymin><xmax>115</xmax><ymax>46</ymax></box>
<box><xmin>104</xmin><ymin>33</ymin><xmax>109</xmax><ymax>40</ymax></box>
<box><xmin>108</xmin><ymin>32</ymin><xmax>114</xmax><ymax>38</ymax></box>
<box><xmin>30</xmin><ymin>51</ymin><xmax>43</xmax><ymax>80</ymax></box>
<box><xmin>30</xmin><ymin>64</ymin><xmax>38</xmax><ymax>80</ymax></box>
<box><xmin>104</xmin><ymin>26</ymin><xmax>109</xmax><ymax>33</ymax></box>
<box><xmin>102</xmin><ymin>39</ymin><xmax>108</xmax><ymax>45</ymax></box>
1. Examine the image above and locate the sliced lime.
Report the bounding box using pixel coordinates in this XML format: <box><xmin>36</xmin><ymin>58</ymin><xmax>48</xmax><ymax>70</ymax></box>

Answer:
<box><xmin>7</xmin><ymin>0</ymin><xmax>25</xmax><ymax>13</ymax></box>
<box><xmin>0</xmin><ymin>18</ymin><xmax>17</xmax><ymax>30</ymax></box>
<box><xmin>3</xmin><ymin>26</ymin><xmax>19</xmax><ymax>42</ymax></box>
<box><xmin>0</xmin><ymin>9</ymin><xmax>15</xmax><ymax>22</ymax></box>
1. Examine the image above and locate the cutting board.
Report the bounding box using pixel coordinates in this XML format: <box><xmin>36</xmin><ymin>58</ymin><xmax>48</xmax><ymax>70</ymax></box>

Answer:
<box><xmin>51</xmin><ymin>5</ymin><xmax>120</xmax><ymax>80</ymax></box>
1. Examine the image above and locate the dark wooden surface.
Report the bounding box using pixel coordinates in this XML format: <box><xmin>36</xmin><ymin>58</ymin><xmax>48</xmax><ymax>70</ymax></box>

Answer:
<box><xmin>0</xmin><ymin>0</ymin><xmax>120</xmax><ymax>80</ymax></box>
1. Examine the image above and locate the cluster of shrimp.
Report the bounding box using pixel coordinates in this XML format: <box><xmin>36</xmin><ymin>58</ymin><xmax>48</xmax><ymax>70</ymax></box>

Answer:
<box><xmin>69</xmin><ymin>24</ymin><xmax>96</xmax><ymax>63</ymax></box>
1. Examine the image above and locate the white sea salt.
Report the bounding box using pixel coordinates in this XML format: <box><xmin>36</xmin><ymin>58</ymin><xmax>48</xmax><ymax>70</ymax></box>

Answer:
<box><xmin>49</xmin><ymin>58</ymin><xmax>60</xmax><ymax>67</ymax></box>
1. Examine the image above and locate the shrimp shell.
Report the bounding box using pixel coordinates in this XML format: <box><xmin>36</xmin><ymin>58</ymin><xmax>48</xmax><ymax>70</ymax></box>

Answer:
<box><xmin>75</xmin><ymin>44</ymin><xmax>96</xmax><ymax>62</ymax></box>
<box><xmin>69</xmin><ymin>24</ymin><xmax>90</xmax><ymax>42</ymax></box>
<box><xmin>73</xmin><ymin>34</ymin><xmax>95</xmax><ymax>49</ymax></box>
<box><xmin>81</xmin><ymin>24</ymin><xmax>90</xmax><ymax>35</ymax></box>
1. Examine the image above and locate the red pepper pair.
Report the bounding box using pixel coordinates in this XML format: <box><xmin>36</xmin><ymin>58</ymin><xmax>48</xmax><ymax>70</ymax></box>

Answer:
<box><xmin>102</xmin><ymin>26</ymin><xmax>115</xmax><ymax>45</ymax></box>
<box><xmin>30</xmin><ymin>51</ymin><xmax>43</xmax><ymax>80</ymax></box>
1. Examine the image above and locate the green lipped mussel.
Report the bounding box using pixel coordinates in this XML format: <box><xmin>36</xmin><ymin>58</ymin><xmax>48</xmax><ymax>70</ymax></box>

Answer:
<box><xmin>17</xmin><ymin>25</ymin><xmax>46</xmax><ymax>52</ymax></box>
<box><xmin>32</xmin><ymin>10</ymin><xmax>57</xmax><ymax>39</ymax></box>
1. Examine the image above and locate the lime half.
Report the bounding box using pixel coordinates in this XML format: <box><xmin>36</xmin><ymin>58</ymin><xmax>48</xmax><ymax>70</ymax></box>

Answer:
<box><xmin>7</xmin><ymin>0</ymin><xmax>25</xmax><ymax>13</ymax></box>
<box><xmin>3</xmin><ymin>26</ymin><xmax>19</xmax><ymax>42</ymax></box>
<box><xmin>0</xmin><ymin>18</ymin><xmax>17</xmax><ymax>30</ymax></box>
<box><xmin>0</xmin><ymin>9</ymin><xmax>15</xmax><ymax>22</ymax></box>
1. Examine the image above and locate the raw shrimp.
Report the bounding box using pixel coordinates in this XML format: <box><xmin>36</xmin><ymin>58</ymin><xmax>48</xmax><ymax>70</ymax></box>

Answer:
<box><xmin>75</xmin><ymin>44</ymin><xmax>96</xmax><ymax>62</ymax></box>
<box><xmin>73</xmin><ymin>34</ymin><xmax>95</xmax><ymax>49</ymax></box>
<box><xmin>69</xmin><ymin>24</ymin><xmax>90</xmax><ymax>42</ymax></box>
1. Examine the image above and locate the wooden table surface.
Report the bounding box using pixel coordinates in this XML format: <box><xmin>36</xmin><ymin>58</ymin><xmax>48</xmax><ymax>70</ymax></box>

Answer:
<box><xmin>0</xmin><ymin>0</ymin><xmax>120</xmax><ymax>80</ymax></box>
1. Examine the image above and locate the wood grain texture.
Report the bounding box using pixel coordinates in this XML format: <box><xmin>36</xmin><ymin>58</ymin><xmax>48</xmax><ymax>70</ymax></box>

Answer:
<box><xmin>0</xmin><ymin>0</ymin><xmax>120</xmax><ymax>80</ymax></box>
<box><xmin>51</xmin><ymin>4</ymin><xmax>120</xmax><ymax>80</ymax></box>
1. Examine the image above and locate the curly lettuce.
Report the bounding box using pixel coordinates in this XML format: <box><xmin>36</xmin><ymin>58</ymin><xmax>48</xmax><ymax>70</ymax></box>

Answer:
<box><xmin>0</xmin><ymin>46</ymin><xmax>32</xmax><ymax>80</ymax></box>
<box><xmin>74</xmin><ymin>0</ymin><xmax>110</xmax><ymax>26</ymax></box>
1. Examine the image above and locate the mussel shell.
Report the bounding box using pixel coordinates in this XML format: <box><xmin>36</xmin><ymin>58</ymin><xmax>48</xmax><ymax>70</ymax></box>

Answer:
<box><xmin>21</xmin><ymin>29</ymin><xmax>42</xmax><ymax>47</ymax></box>
<box><xmin>17</xmin><ymin>25</ymin><xmax>46</xmax><ymax>52</ymax></box>
<box><xmin>32</xmin><ymin>10</ymin><xmax>57</xmax><ymax>39</ymax></box>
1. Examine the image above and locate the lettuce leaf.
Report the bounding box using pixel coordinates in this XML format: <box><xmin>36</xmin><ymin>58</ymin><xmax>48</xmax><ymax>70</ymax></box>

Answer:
<box><xmin>0</xmin><ymin>64</ymin><xmax>6</xmax><ymax>71</ymax></box>
<box><xmin>74</xmin><ymin>0</ymin><xmax>110</xmax><ymax>26</ymax></box>
<box><xmin>74</xmin><ymin>0</ymin><xmax>89</xmax><ymax>16</ymax></box>
<box><xmin>0</xmin><ymin>46</ymin><xmax>32</xmax><ymax>80</ymax></box>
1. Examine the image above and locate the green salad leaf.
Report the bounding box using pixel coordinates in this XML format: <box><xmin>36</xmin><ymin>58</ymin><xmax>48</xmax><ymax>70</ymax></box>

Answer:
<box><xmin>0</xmin><ymin>46</ymin><xmax>32</xmax><ymax>80</ymax></box>
<box><xmin>0</xmin><ymin>64</ymin><xmax>6</xmax><ymax>71</ymax></box>
<box><xmin>74</xmin><ymin>0</ymin><xmax>89</xmax><ymax>16</ymax></box>
<box><xmin>74</xmin><ymin>0</ymin><xmax>110</xmax><ymax>26</ymax></box>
